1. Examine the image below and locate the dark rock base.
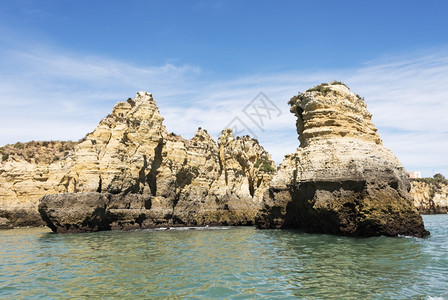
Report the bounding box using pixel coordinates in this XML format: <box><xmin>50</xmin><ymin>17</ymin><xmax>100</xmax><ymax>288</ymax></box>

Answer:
<box><xmin>39</xmin><ymin>192</ymin><xmax>255</xmax><ymax>233</ymax></box>
<box><xmin>256</xmin><ymin>181</ymin><xmax>430</xmax><ymax>238</ymax></box>
<box><xmin>0</xmin><ymin>209</ymin><xmax>45</xmax><ymax>229</ymax></box>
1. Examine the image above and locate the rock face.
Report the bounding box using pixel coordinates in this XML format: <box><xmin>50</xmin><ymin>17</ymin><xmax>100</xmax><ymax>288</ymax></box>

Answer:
<box><xmin>0</xmin><ymin>217</ymin><xmax>13</xmax><ymax>229</ymax></box>
<box><xmin>39</xmin><ymin>192</ymin><xmax>152</xmax><ymax>233</ymax></box>
<box><xmin>1</xmin><ymin>92</ymin><xmax>275</xmax><ymax>231</ymax></box>
<box><xmin>410</xmin><ymin>180</ymin><xmax>448</xmax><ymax>214</ymax></box>
<box><xmin>255</xmin><ymin>83</ymin><xmax>429</xmax><ymax>237</ymax></box>
<box><xmin>0</xmin><ymin>141</ymin><xmax>74</xmax><ymax>227</ymax></box>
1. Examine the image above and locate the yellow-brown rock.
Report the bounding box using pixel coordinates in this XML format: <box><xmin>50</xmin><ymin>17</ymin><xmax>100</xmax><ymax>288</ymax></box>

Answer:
<box><xmin>1</xmin><ymin>91</ymin><xmax>275</xmax><ymax>231</ymax></box>
<box><xmin>410</xmin><ymin>179</ymin><xmax>448</xmax><ymax>214</ymax></box>
<box><xmin>256</xmin><ymin>82</ymin><xmax>429</xmax><ymax>237</ymax></box>
<box><xmin>0</xmin><ymin>142</ymin><xmax>74</xmax><ymax>226</ymax></box>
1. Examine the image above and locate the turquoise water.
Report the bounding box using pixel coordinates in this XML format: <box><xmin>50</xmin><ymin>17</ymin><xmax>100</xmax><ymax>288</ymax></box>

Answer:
<box><xmin>1</xmin><ymin>215</ymin><xmax>447</xmax><ymax>299</ymax></box>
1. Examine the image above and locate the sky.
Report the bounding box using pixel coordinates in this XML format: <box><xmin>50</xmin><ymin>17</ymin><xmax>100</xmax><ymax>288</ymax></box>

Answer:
<box><xmin>0</xmin><ymin>0</ymin><xmax>447</xmax><ymax>177</ymax></box>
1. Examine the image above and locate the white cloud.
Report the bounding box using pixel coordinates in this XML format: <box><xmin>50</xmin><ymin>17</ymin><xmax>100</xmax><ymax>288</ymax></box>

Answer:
<box><xmin>0</xmin><ymin>39</ymin><xmax>447</xmax><ymax>177</ymax></box>
<box><xmin>344</xmin><ymin>51</ymin><xmax>448</xmax><ymax>177</ymax></box>
<box><xmin>0</xmin><ymin>42</ymin><xmax>201</xmax><ymax>144</ymax></box>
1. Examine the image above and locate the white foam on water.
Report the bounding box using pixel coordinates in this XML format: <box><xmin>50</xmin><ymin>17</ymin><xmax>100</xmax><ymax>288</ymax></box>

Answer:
<box><xmin>141</xmin><ymin>226</ymin><xmax>231</xmax><ymax>232</ymax></box>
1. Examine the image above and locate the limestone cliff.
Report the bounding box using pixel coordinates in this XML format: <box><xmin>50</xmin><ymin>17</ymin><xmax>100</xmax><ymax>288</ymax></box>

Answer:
<box><xmin>1</xmin><ymin>85</ymin><xmax>433</xmax><ymax>236</ymax></box>
<box><xmin>0</xmin><ymin>141</ymin><xmax>74</xmax><ymax>226</ymax></box>
<box><xmin>410</xmin><ymin>179</ymin><xmax>448</xmax><ymax>214</ymax></box>
<box><xmin>255</xmin><ymin>82</ymin><xmax>429</xmax><ymax>237</ymax></box>
<box><xmin>1</xmin><ymin>92</ymin><xmax>275</xmax><ymax>230</ymax></box>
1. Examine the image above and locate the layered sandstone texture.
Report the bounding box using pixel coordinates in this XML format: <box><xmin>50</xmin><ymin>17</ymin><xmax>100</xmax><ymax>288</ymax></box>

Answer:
<box><xmin>0</xmin><ymin>141</ymin><xmax>75</xmax><ymax>227</ymax></box>
<box><xmin>255</xmin><ymin>82</ymin><xmax>429</xmax><ymax>237</ymax></box>
<box><xmin>410</xmin><ymin>180</ymin><xmax>448</xmax><ymax>214</ymax></box>
<box><xmin>1</xmin><ymin>92</ymin><xmax>275</xmax><ymax>231</ymax></box>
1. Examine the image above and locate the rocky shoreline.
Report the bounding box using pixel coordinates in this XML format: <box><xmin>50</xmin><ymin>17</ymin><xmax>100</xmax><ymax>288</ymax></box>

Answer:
<box><xmin>0</xmin><ymin>82</ymin><xmax>434</xmax><ymax>237</ymax></box>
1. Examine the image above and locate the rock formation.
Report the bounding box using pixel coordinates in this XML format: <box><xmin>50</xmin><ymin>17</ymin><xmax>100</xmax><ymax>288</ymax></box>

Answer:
<box><xmin>1</xmin><ymin>92</ymin><xmax>275</xmax><ymax>231</ymax></box>
<box><xmin>1</xmin><ymin>84</ymin><xmax>432</xmax><ymax>236</ymax></box>
<box><xmin>0</xmin><ymin>217</ymin><xmax>13</xmax><ymax>229</ymax></box>
<box><xmin>410</xmin><ymin>179</ymin><xmax>448</xmax><ymax>214</ymax></box>
<box><xmin>255</xmin><ymin>82</ymin><xmax>429</xmax><ymax>237</ymax></box>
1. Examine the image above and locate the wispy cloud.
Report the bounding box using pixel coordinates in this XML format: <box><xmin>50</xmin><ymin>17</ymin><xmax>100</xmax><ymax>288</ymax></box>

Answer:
<box><xmin>0</xmin><ymin>40</ymin><xmax>201</xmax><ymax>144</ymax></box>
<box><xmin>1</xmin><ymin>38</ymin><xmax>447</xmax><ymax>177</ymax></box>
<box><xmin>345</xmin><ymin>50</ymin><xmax>448</xmax><ymax>177</ymax></box>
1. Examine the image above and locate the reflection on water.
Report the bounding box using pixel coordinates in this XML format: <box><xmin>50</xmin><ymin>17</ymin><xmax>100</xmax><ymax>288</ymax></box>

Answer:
<box><xmin>1</xmin><ymin>215</ymin><xmax>447</xmax><ymax>299</ymax></box>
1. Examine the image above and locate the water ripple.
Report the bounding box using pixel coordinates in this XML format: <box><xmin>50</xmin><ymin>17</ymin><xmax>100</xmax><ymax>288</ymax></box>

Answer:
<box><xmin>1</xmin><ymin>215</ymin><xmax>447</xmax><ymax>299</ymax></box>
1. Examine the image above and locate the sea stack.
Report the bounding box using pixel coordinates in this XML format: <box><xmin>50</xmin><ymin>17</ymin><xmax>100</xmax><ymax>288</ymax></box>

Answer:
<box><xmin>255</xmin><ymin>82</ymin><xmax>429</xmax><ymax>237</ymax></box>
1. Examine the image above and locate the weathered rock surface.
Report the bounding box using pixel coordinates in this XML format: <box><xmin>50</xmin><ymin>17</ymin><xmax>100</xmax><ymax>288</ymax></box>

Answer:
<box><xmin>0</xmin><ymin>142</ymin><xmax>73</xmax><ymax>227</ymax></box>
<box><xmin>255</xmin><ymin>82</ymin><xmax>429</xmax><ymax>237</ymax></box>
<box><xmin>410</xmin><ymin>179</ymin><xmax>448</xmax><ymax>214</ymax></box>
<box><xmin>0</xmin><ymin>217</ymin><xmax>13</xmax><ymax>229</ymax></box>
<box><xmin>2</xmin><ymin>92</ymin><xmax>275</xmax><ymax>231</ymax></box>
<box><xmin>39</xmin><ymin>192</ymin><xmax>152</xmax><ymax>233</ymax></box>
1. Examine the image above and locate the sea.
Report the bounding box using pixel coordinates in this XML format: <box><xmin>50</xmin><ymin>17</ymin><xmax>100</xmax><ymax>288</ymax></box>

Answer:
<box><xmin>1</xmin><ymin>215</ymin><xmax>447</xmax><ymax>299</ymax></box>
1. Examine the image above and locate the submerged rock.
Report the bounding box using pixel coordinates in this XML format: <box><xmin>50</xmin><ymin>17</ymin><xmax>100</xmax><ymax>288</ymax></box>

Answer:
<box><xmin>255</xmin><ymin>82</ymin><xmax>429</xmax><ymax>237</ymax></box>
<box><xmin>0</xmin><ymin>217</ymin><xmax>13</xmax><ymax>229</ymax></box>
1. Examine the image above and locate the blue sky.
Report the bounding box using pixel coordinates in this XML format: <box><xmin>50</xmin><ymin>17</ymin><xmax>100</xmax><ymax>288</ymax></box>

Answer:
<box><xmin>0</xmin><ymin>0</ymin><xmax>447</xmax><ymax>177</ymax></box>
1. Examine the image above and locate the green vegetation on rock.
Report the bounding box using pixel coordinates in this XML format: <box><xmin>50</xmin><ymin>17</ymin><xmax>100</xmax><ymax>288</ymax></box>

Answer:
<box><xmin>305</xmin><ymin>81</ymin><xmax>348</xmax><ymax>96</ymax></box>
<box><xmin>306</xmin><ymin>83</ymin><xmax>332</xmax><ymax>94</ymax></box>
<box><xmin>0</xmin><ymin>140</ymin><xmax>78</xmax><ymax>164</ymax></box>
<box><xmin>411</xmin><ymin>173</ymin><xmax>447</xmax><ymax>188</ymax></box>
<box><xmin>254</xmin><ymin>158</ymin><xmax>276</xmax><ymax>173</ymax></box>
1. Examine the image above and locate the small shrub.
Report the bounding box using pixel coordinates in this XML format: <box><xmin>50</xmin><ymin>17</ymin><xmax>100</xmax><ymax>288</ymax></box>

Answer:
<box><xmin>261</xmin><ymin>163</ymin><xmax>275</xmax><ymax>173</ymax></box>
<box><xmin>2</xmin><ymin>154</ymin><xmax>9</xmax><ymax>161</ymax></box>
<box><xmin>412</xmin><ymin>175</ymin><xmax>448</xmax><ymax>187</ymax></box>
<box><xmin>434</xmin><ymin>173</ymin><xmax>446</xmax><ymax>180</ymax></box>
<box><xmin>329</xmin><ymin>80</ymin><xmax>348</xmax><ymax>87</ymax></box>
<box><xmin>254</xmin><ymin>158</ymin><xmax>276</xmax><ymax>173</ymax></box>
<box><xmin>306</xmin><ymin>83</ymin><xmax>332</xmax><ymax>95</ymax></box>
<box><xmin>13</xmin><ymin>142</ymin><xmax>24</xmax><ymax>149</ymax></box>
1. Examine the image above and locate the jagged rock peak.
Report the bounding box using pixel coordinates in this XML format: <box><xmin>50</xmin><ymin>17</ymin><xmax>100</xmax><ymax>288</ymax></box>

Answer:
<box><xmin>110</xmin><ymin>91</ymin><xmax>163</xmax><ymax>123</ymax></box>
<box><xmin>289</xmin><ymin>82</ymin><xmax>382</xmax><ymax>147</ymax></box>
<box><xmin>136</xmin><ymin>91</ymin><xmax>153</xmax><ymax>100</ymax></box>
<box><xmin>218</xmin><ymin>128</ymin><xmax>234</xmax><ymax>146</ymax></box>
